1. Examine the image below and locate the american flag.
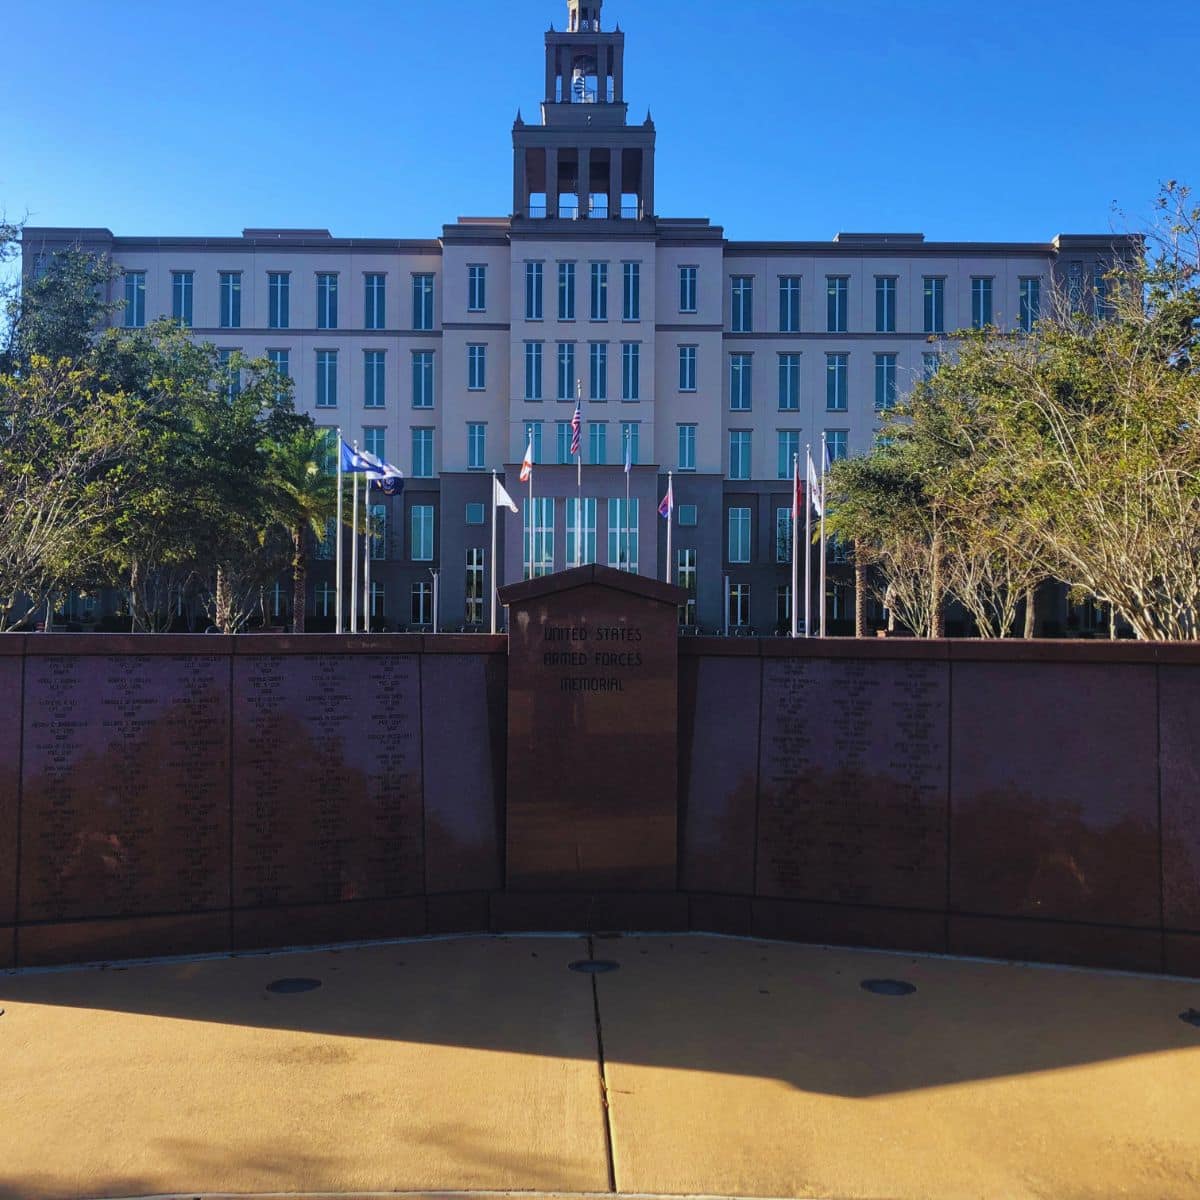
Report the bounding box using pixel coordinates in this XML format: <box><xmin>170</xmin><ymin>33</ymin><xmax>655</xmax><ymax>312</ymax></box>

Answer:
<box><xmin>570</xmin><ymin>402</ymin><xmax>581</xmax><ymax>457</ymax></box>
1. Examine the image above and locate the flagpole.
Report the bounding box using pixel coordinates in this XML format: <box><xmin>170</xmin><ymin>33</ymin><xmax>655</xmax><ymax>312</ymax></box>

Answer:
<box><xmin>350</xmin><ymin>445</ymin><xmax>359</xmax><ymax>634</ymax></box>
<box><xmin>791</xmin><ymin>451</ymin><xmax>799</xmax><ymax>637</ymax></box>
<box><xmin>575</xmin><ymin>379</ymin><xmax>582</xmax><ymax>567</ymax></box>
<box><xmin>664</xmin><ymin>471</ymin><xmax>673</xmax><ymax>584</ymax></box>
<box><xmin>819</xmin><ymin>434</ymin><xmax>828</xmax><ymax>638</ymax></box>
<box><xmin>335</xmin><ymin>428</ymin><xmax>344</xmax><ymax>634</ymax></box>
<box><xmin>624</xmin><ymin>427</ymin><xmax>631</xmax><ymax>573</ymax></box>
<box><xmin>527</xmin><ymin>459</ymin><xmax>533</xmax><ymax>581</ymax></box>
<box><xmin>804</xmin><ymin>442</ymin><xmax>812</xmax><ymax>638</ymax></box>
<box><xmin>490</xmin><ymin>469</ymin><xmax>498</xmax><ymax>634</ymax></box>
<box><xmin>363</xmin><ymin>488</ymin><xmax>372</xmax><ymax>634</ymax></box>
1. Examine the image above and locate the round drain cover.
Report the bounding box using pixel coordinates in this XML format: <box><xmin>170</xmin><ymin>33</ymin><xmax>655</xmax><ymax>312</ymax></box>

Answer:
<box><xmin>266</xmin><ymin>977</ymin><xmax>322</xmax><ymax>994</ymax></box>
<box><xmin>861</xmin><ymin>978</ymin><xmax>916</xmax><ymax>996</ymax></box>
<box><xmin>1180</xmin><ymin>1009</ymin><xmax>1200</xmax><ymax>1028</ymax></box>
<box><xmin>569</xmin><ymin>960</ymin><xmax>620</xmax><ymax>974</ymax></box>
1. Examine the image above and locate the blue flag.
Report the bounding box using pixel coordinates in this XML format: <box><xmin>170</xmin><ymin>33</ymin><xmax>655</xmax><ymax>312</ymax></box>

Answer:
<box><xmin>340</xmin><ymin>439</ymin><xmax>373</xmax><ymax>473</ymax></box>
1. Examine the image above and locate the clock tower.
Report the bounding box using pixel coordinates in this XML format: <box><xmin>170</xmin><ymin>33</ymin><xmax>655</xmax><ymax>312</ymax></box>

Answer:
<box><xmin>513</xmin><ymin>0</ymin><xmax>655</xmax><ymax>222</ymax></box>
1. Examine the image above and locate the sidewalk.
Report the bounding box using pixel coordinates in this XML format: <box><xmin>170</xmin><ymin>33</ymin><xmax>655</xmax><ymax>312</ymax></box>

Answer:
<box><xmin>1</xmin><ymin>933</ymin><xmax>1198</xmax><ymax>1200</ymax></box>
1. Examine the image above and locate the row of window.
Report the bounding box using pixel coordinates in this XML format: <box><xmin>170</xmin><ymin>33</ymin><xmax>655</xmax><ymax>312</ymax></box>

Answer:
<box><xmin>119</xmin><ymin>260</ymin><xmax>1112</xmax><ymax>336</ymax></box>
<box><xmin>522</xmin><ymin>339</ymin><xmax>641</xmax><ymax>401</ymax></box>
<box><xmin>122</xmin><ymin>270</ymin><xmax>436</xmax><ymax>331</ymax></box>
<box><xmin>522</xmin><ymin>260</ymin><xmax>641</xmax><ymax>322</ymax></box>
<box><xmin>728</xmin><ymin>273</ymin><xmax>1048</xmax><ymax>334</ymax></box>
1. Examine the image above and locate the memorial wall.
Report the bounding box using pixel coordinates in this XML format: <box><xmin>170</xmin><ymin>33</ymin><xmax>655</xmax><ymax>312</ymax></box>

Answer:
<box><xmin>0</xmin><ymin>622</ymin><xmax>1197</xmax><ymax>975</ymax></box>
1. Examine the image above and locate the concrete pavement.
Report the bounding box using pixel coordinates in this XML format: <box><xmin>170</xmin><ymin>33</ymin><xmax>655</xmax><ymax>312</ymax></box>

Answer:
<box><xmin>1</xmin><ymin>933</ymin><xmax>1199</xmax><ymax>1199</ymax></box>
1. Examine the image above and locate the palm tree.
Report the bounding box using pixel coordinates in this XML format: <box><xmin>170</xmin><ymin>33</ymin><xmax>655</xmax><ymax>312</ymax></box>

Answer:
<box><xmin>268</xmin><ymin>428</ymin><xmax>341</xmax><ymax>633</ymax></box>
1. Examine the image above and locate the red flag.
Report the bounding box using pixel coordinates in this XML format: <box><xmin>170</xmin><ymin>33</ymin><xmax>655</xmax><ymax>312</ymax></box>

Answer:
<box><xmin>519</xmin><ymin>437</ymin><xmax>534</xmax><ymax>483</ymax></box>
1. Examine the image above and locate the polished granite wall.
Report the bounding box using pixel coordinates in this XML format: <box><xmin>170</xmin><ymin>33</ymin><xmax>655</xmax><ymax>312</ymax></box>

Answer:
<box><xmin>1</xmin><ymin>634</ymin><xmax>1197</xmax><ymax>974</ymax></box>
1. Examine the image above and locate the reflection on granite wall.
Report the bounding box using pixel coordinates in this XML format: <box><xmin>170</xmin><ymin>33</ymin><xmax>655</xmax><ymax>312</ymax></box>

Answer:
<box><xmin>2</xmin><ymin>633</ymin><xmax>1199</xmax><ymax>975</ymax></box>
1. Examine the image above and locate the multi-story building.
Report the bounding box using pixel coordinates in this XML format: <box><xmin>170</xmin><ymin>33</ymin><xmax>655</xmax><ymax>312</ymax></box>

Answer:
<box><xmin>23</xmin><ymin>0</ymin><xmax>1132</xmax><ymax>634</ymax></box>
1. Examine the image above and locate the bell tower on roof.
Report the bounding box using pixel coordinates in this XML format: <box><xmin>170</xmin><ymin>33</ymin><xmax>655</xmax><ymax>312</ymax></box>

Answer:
<box><xmin>512</xmin><ymin>0</ymin><xmax>655</xmax><ymax>223</ymax></box>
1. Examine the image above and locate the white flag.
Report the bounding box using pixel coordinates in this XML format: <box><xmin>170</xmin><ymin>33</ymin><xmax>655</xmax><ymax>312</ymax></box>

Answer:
<box><xmin>493</xmin><ymin>475</ymin><xmax>519</xmax><ymax>514</ymax></box>
<box><xmin>807</xmin><ymin>448</ymin><xmax>824</xmax><ymax>517</ymax></box>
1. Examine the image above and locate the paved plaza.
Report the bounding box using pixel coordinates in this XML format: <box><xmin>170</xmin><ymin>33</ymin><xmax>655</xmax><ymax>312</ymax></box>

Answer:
<box><xmin>1</xmin><ymin>933</ymin><xmax>1199</xmax><ymax>1200</ymax></box>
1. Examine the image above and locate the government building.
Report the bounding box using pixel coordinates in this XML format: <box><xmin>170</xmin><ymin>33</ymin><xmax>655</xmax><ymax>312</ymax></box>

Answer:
<box><xmin>23</xmin><ymin>0</ymin><xmax>1130</xmax><ymax>635</ymax></box>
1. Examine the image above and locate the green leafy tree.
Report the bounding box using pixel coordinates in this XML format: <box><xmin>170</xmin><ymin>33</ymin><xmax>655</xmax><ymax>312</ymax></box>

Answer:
<box><xmin>265</xmin><ymin>427</ymin><xmax>340</xmax><ymax>633</ymax></box>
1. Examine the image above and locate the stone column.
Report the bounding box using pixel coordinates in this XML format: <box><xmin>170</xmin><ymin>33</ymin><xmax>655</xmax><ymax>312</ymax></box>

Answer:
<box><xmin>545</xmin><ymin>48</ymin><xmax>555</xmax><ymax>102</ymax></box>
<box><xmin>546</xmin><ymin>146</ymin><xmax>560</xmax><ymax>219</ymax></box>
<box><xmin>641</xmin><ymin>146</ymin><xmax>654</xmax><ymax>219</ymax></box>
<box><xmin>513</xmin><ymin>145</ymin><xmax>527</xmax><ymax>218</ymax></box>
<box><xmin>578</xmin><ymin>146</ymin><xmax>591</xmax><ymax>219</ymax></box>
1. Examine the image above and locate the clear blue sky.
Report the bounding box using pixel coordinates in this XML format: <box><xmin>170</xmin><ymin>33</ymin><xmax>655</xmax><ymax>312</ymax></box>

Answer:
<box><xmin>2</xmin><ymin>0</ymin><xmax>1195</xmax><ymax>244</ymax></box>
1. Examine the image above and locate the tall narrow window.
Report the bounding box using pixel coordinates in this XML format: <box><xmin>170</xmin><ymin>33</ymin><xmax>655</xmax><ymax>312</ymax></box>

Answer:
<box><xmin>778</xmin><ymin>353</ymin><xmax>801</xmax><ymax>411</ymax></box>
<box><xmin>779</xmin><ymin>276</ymin><xmax>801</xmax><ymax>332</ymax></box>
<box><xmin>826</xmin><ymin>352</ymin><xmax>848</xmax><ymax>411</ymax></box>
<box><xmin>678</xmin><ymin>423</ymin><xmax>696</xmax><ymax>470</ymax></box>
<box><xmin>825</xmin><ymin>429</ymin><xmax>848</xmax><ymax>461</ymax></box>
<box><xmin>590</xmin><ymin>261</ymin><xmax>608</xmax><ymax>319</ymax></box>
<box><xmin>467</xmin><ymin>343</ymin><xmax>486</xmax><ymax>390</ymax></box>
<box><xmin>267</xmin><ymin>349</ymin><xmax>290</xmax><ymax>403</ymax></box>
<box><xmin>729</xmin><ymin>353</ymin><xmax>753</xmax><ymax>411</ymax></box>
<box><xmin>1093</xmin><ymin>262</ymin><xmax>1110</xmax><ymax>318</ymax></box>
<box><xmin>412</xmin><ymin>427</ymin><xmax>434</xmax><ymax>477</ymax></box>
<box><xmin>217</xmin><ymin>348</ymin><xmax>240</xmax><ymax>402</ymax></box>
<box><xmin>364</xmin><ymin>350</ymin><xmax>386</xmax><ymax>408</ymax></box>
<box><xmin>588</xmin><ymin>421</ymin><xmax>607</xmax><ymax>465</ymax></box>
<box><xmin>777</xmin><ymin>430</ymin><xmax>800</xmax><ymax>479</ymax></box>
<box><xmin>363</xmin><ymin>426</ymin><xmax>386</xmax><ymax>461</ymax></box>
<box><xmin>411</xmin><ymin>505</ymin><xmax>434</xmax><ymax>561</ymax></box>
<box><xmin>467</xmin><ymin>263</ymin><xmax>487</xmax><ymax>312</ymax></box>
<box><xmin>776</xmin><ymin>508</ymin><xmax>793</xmax><ymax>564</ymax></box>
<box><xmin>589</xmin><ymin>341</ymin><xmax>607</xmax><ymax>400</ymax></box>
<box><xmin>874</xmin><ymin>353</ymin><xmax>897</xmax><ymax>410</ymax></box>
<box><xmin>123</xmin><ymin>271</ymin><xmax>145</xmax><ymax>327</ymax></box>
<box><xmin>465</xmin><ymin>548</ymin><xmax>485</xmax><ymax>624</ymax></box>
<box><xmin>524</xmin><ymin>341</ymin><xmax>543</xmax><ymax>401</ymax></box>
<box><xmin>679</xmin><ymin>265</ymin><xmax>697</xmax><ymax>313</ymax></box>
<box><xmin>922</xmin><ymin>352</ymin><xmax>942</xmax><ymax>381</ymax></box>
<box><xmin>467</xmin><ymin>422</ymin><xmax>486</xmax><ymax>469</ymax></box>
<box><xmin>677</xmin><ymin>548</ymin><xmax>698</xmax><ymax>625</ymax></box>
<box><xmin>411</xmin><ymin>581</ymin><xmax>432</xmax><ymax>624</ymax></box>
<box><xmin>678</xmin><ymin>345</ymin><xmax>697</xmax><ymax>391</ymax></box>
<box><xmin>219</xmin><ymin>272</ymin><xmax>241</xmax><ymax>328</ymax></box>
<box><xmin>620</xmin><ymin>421</ymin><xmax>640</xmax><ymax>466</ymax></box>
<box><xmin>875</xmin><ymin>275</ymin><xmax>897</xmax><ymax>333</ymax></box>
<box><xmin>1020</xmin><ymin>277</ymin><xmax>1041</xmax><ymax>332</ymax></box>
<box><xmin>412</xmin><ymin>350</ymin><xmax>435</xmax><ymax>408</ymax></box>
<box><xmin>729</xmin><ymin>430</ymin><xmax>751</xmax><ymax>480</ymax></box>
<box><xmin>523</xmin><ymin>420</ymin><xmax>543</xmax><ymax>463</ymax></box>
<box><xmin>607</xmin><ymin>498</ymin><xmax>639</xmax><ymax>572</ymax></box>
<box><xmin>315</xmin><ymin>349</ymin><xmax>337</xmax><ymax>407</ymax></box>
<box><xmin>971</xmin><ymin>277</ymin><xmax>993</xmax><ymax>328</ymax></box>
<box><xmin>558</xmin><ymin>261</ymin><xmax>576</xmax><ymax>320</ymax></box>
<box><xmin>525</xmin><ymin>261</ymin><xmax>544</xmax><ymax>320</ymax></box>
<box><xmin>364</xmin><ymin>273</ymin><xmax>386</xmax><ymax>329</ymax></box>
<box><xmin>171</xmin><ymin>271</ymin><xmax>193</xmax><ymax>327</ymax></box>
<box><xmin>621</xmin><ymin>342</ymin><xmax>639</xmax><ymax>401</ymax></box>
<box><xmin>728</xmin><ymin>583</ymin><xmax>750</xmax><ymax>627</ymax></box>
<box><xmin>826</xmin><ymin>276</ymin><xmax>848</xmax><ymax>333</ymax></box>
<box><xmin>923</xmin><ymin>276</ymin><xmax>945</xmax><ymax>333</ymax></box>
<box><xmin>268</xmin><ymin>272</ymin><xmax>289</xmax><ymax>329</ymax></box>
<box><xmin>728</xmin><ymin>507</ymin><xmax>751</xmax><ymax>563</ymax></box>
<box><xmin>622</xmin><ymin>261</ymin><xmax>640</xmax><ymax>320</ymax></box>
<box><xmin>1068</xmin><ymin>262</ymin><xmax>1084</xmax><ymax>311</ymax></box>
<box><xmin>412</xmin><ymin>273</ymin><xmax>434</xmax><ymax>330</ymax></box>
<box><xmin>555</xmin><ymin>420</ymin><xmax>572</xmax><ymax>464</ymax></box>
<box><xmin>524</xmin><ymin>496</ymin><xmax>555</xmax><ymax>578</ymax></box>
<box><xmin>731</xmin><ymin>275</ymin><xmax>753</xmax><ymax>332</ymax></box>
<box><xmin>316</xmin><ymin>273</ymin><xmax>338</xmax><ymax>329</ymax></box>
<box><xmin>565</xmin><ymin>497</ymin><xmax>597</xmax><ymax>567</ymax></box>
<box><xmin>557</xmin><ymin>341</ymin><xmax>576</xmax><ymax>400</ymax></box>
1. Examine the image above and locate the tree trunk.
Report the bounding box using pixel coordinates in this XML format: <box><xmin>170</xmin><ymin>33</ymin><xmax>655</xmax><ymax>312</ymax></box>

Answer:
<box><xmin>215</xmin><ymin>566</ymin><xmax>232</xmax><ymax>634</ymax></box>
<box><xmin>292</xmin><ymin>528</ymin><xmax>306</xmax><ymax>634</ymax></box>
<box><xmin>854</xmin><ymin>560</ymin><xmax>867</xmax><ymax>637</ymax></box>
<box><xmin>930</xmin><ymin>532</ymin><xmax>946</xmax><ymax>638</ymax></box>
<box><xmin>1023</xmin><ymin>586</ymin><xmax>1036</xmax><ymax>639</ymax></box>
